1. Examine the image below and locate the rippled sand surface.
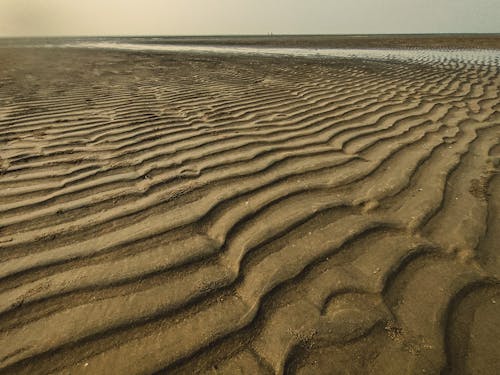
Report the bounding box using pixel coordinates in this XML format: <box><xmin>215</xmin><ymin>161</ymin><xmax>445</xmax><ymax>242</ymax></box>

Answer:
<box><xmin>0</xmin><ymin>45</ymin><xmax>499</xmax><ymax>374</ymax></box>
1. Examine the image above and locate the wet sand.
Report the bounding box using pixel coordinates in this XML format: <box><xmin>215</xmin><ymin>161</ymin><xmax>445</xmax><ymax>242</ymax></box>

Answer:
<box><xmin>0</xmin><ymin>43</ymin><xmax>499</xmax><ymax>374</ymax></box>
<box><xmin>4</xmin><ymin>34</ymin><xmax>500</xmax><ymax>49</ymax></box>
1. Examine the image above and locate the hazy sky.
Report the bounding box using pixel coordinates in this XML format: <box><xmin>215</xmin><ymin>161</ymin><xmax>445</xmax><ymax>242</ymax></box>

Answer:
<box><xmin>0</xmin><ymin>0</ymin><xmax>498</xmax><ymax>37</ymax></box>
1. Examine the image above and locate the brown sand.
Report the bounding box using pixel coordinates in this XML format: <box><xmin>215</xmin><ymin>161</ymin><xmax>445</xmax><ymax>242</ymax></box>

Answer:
<box><xmin>0</xmin><ymin>45</ymin><xmax>499</xmax><ymax>374</ymax></box>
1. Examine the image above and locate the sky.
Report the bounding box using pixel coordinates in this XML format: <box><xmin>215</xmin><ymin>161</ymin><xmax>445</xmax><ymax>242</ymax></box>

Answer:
<box><xmin>0</xmin><ymin>0</ymin><xmax>498</xmax><ymax>37</ymax></box>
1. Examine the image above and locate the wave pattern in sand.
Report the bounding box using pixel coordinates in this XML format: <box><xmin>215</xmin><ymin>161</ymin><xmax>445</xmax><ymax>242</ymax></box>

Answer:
<box><xmin>0</xmin><ymin>48</ymin><xmax>499</xmax><ymax>374</ymax></box>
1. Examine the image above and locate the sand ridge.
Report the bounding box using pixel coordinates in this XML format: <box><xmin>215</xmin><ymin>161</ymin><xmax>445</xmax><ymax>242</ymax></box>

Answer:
<box><xmin>0</xmin><ymin>47</ymin><xmax>499</xmax><ymax>374</ymax></box>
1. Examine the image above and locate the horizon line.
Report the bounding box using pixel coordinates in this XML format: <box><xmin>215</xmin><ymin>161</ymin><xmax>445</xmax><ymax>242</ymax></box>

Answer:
<box><xmin>1</xmin><ymin>32</ymin><xmax>500</xmax><ymax>39</ymax></box>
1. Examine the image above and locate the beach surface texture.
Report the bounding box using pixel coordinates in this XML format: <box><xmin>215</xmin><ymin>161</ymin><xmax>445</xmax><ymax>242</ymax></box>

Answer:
<box><xmin>0</xmin><ymin>38</ymin><xmax>499</xmax><ymax>374</ymax></box>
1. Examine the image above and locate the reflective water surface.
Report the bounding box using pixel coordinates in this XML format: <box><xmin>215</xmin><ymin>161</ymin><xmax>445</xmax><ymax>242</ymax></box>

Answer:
<box><xmin>49</xmin><ymin>41</ymin><xmax>500</xmax><ymax>66</ymax></box>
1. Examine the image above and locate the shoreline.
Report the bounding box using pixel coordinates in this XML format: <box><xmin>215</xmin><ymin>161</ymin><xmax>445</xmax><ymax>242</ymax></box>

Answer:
<box><xmin>1</xmin><ymin>34</ymin><xmax>500</xmax><ymax>50</ymax></box>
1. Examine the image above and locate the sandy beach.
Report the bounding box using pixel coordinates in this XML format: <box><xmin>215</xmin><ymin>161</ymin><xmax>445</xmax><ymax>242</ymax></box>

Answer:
<box><xmin>0</xmin><ymin>42</ymin><xmax>499</xmax><ymax>374</ymax></box>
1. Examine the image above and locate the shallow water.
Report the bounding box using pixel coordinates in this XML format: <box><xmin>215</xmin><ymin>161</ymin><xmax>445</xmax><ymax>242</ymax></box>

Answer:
<box><xmin>51</xmin><ymin>41</ymin><xmax>500</xmax><ymax>66</ymax></box>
